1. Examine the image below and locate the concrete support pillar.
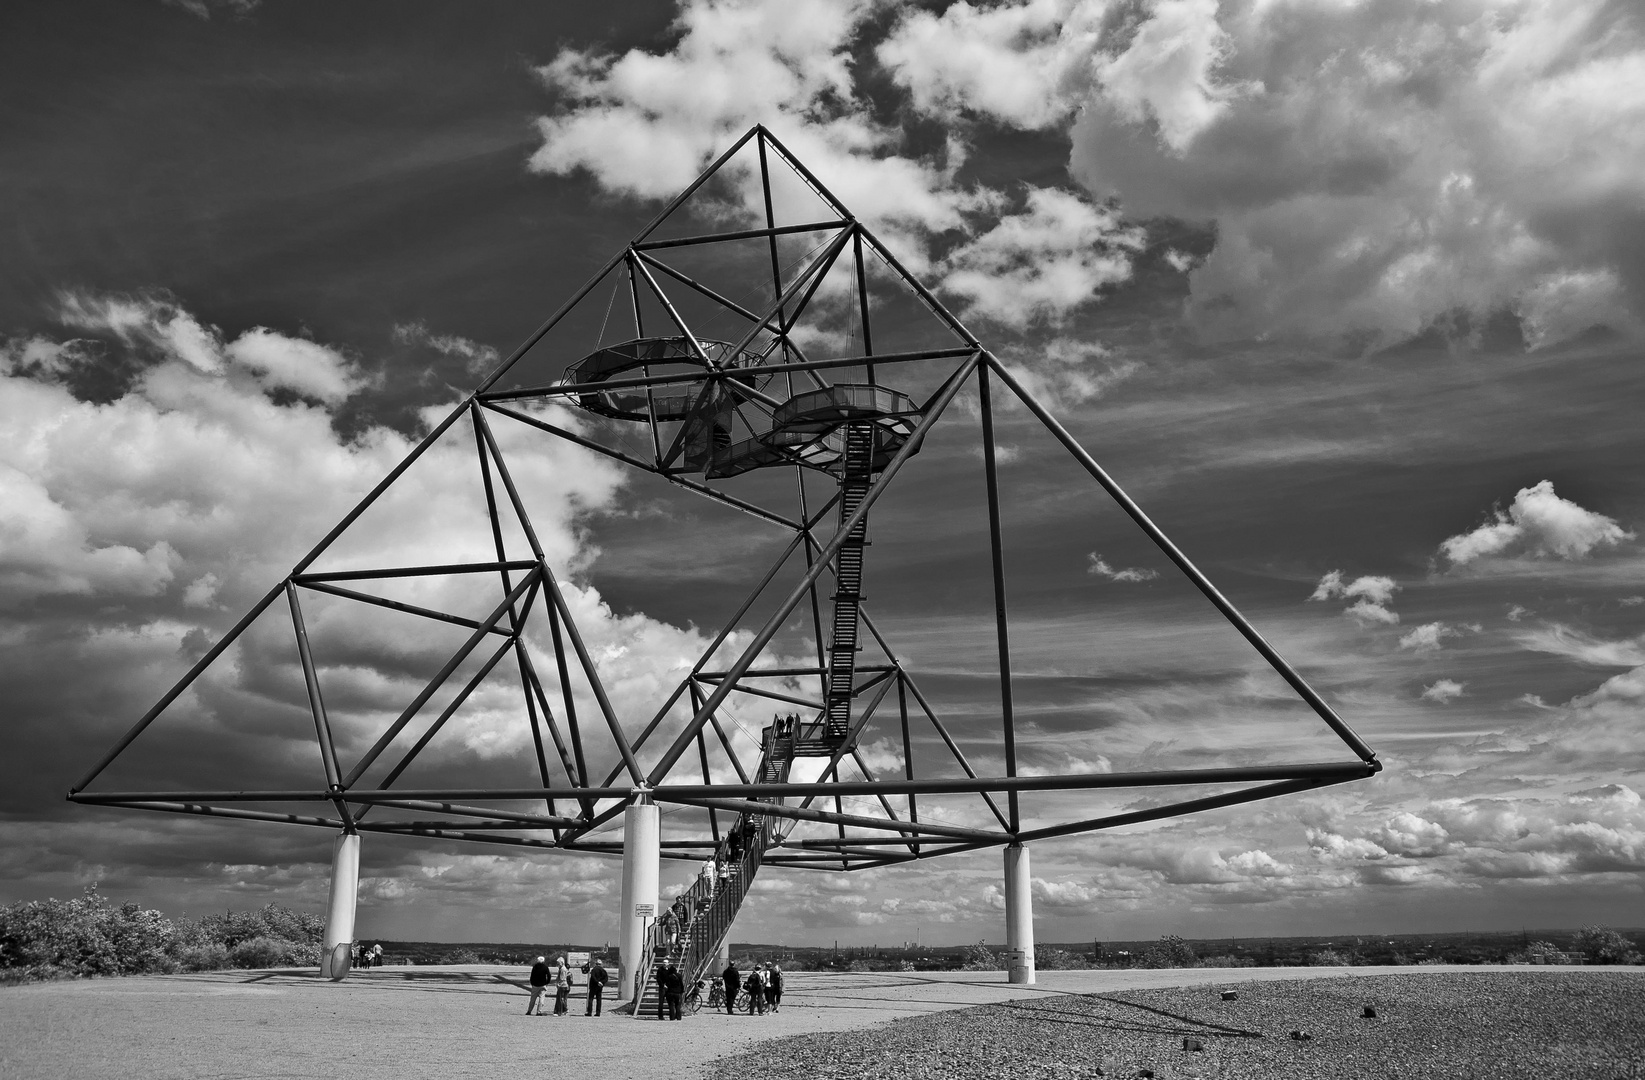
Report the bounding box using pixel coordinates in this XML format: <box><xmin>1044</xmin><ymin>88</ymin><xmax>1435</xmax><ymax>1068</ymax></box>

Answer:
<box><xmin>321</xmin><ymin>830</ymin><xmax>360</xmax><ymax>981</ymax></box>
<box><xmin>715</xmin><ymin>938</ymin><xmax>731</xmax><ymax>974</ymax></box>
<box><xmin>1004</xmin><ymin>842</ymin><xmax>1035</xmax><ymax>985</ymax></box>
<box><xmin>617</xmin><ymin>790</ymin><xmax>659</xmax><ymax>1002</ymax></box>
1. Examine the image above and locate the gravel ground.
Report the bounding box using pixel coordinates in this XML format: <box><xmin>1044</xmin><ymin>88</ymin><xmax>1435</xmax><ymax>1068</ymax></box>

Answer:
<box><xmin>703</xmin><ymin>972</ymin><xmax>1645</xmax><ymax>1080</ymax></box>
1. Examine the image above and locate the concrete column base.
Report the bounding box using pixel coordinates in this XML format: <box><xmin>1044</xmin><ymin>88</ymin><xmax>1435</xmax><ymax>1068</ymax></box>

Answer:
<box><xmin>618</xmin><ymin>792</ymin><xmax>660</xmax><ymax>1002</ymax></box>
<box><xmin>321</xmin><ymin>830</ymin><xmax>360</xmax><ymax>981</ymax></box>
<box><xmin>1004</xmin><ymin>842</ymin><xmax>1035</xmax><ymax>985</ymax></box>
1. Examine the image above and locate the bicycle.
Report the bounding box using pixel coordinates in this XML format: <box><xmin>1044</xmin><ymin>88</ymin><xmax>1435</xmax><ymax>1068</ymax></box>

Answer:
<box><xmin>685</xmin><ymin>980</ymin><xmax>705</xmax><ymax>1015</ymax></box>
<box><xmin>705</xmin><ymin>981</ymin><xmax>724</xmax><ymax>1011</ymax></box>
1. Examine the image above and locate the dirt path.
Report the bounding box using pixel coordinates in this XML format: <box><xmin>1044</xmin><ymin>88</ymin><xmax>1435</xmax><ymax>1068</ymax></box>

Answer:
<box><xmin>0</xmin><ymin>964</ymin><xmax>1627</xmax><ymax>1079</ymax></box>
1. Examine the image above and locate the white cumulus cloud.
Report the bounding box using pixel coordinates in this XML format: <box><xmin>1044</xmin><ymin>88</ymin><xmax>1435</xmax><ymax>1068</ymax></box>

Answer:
<box><xmin>1068</xmin><ymin>0</ymin><xmax>1645</xmax><ymax>347</ymax></box>
<box><xmin>1440</xmin><ymin>480</ymin><xmax>1633</xmax><ymax>565</ymax></box>
<box><xmin>1421</xmin><ymin>679</ymin><xmax>1466</xmax><ymax>703</ymax></box>
<box><xmin>1309</xmin><ymin>570</ymin><xmax>1399</xmax><ymax>625</ymax></box>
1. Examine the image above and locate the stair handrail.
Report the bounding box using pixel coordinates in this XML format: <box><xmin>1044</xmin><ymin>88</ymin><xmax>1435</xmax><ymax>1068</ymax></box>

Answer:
<box><xmin>631</xmin><ymin>720</ymin><xmax>794</xmax><ymax>1015</ymax></box>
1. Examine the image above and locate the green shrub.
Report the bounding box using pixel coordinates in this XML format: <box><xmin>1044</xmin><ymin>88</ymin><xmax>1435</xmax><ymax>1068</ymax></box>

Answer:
<box><xmin>1139</xmin><ymin>935</ymin><xmax>1196</xmax><ymax>969</ymax></box>
<box><xmin>174</xmin><ymin>942</ymin><xmax>230</xmax><ymax>972</ymax></box>
<box><xmin>1</xmin><ymin>891</ymin><xmax>326</xmax><ymax>980</ymax></box>
<box><xmin>1306</xmin><ymin>949</ymin><xmax>1353</xmax><ymax>966</ymax></box>
<box><xmin>959</xmin><ymin>942</ymin><xmax>999</xmax><ymax>970</ymax></box>
<box><xmin>0</xmin><ymin>888</ymin><xmax>176</xmax><ymax>979</ymax></box>
<box><xmin>1509</xmin><ymin>940</ymin><xmax>1571</xmax><ymax>965</ymax></box>
<box><xmin>1572</xmin><ymin>926</ymin><xmax>1638</xmax><ymax>965</ymax></box>
<box><xmin>228</xmin><ymin>936</ymin><xmax>308</xmax><ymax>969</ymax></box>
<box><xmin>1194</xmin><ymin>954</ymin><xmax>1257</xmax><ymax>968</ymax></box>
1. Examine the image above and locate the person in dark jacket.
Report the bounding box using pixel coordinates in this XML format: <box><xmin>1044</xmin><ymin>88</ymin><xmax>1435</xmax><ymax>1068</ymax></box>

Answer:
<box><xmin>659</xmin><ymin>962</ymin><xmax>686</xmax><ymax>1021</ymax></box>
<box><xmin>743</xmin><ymin>967</ymin><xmax>765</xmax><ymax>1014</ymax></box>
<box><xmin>767</xmin><ymin>963</ymin><xmax>783</xmax><ymax>1011</ymax></box>
<box><xmin>585</xmin><ymin>957</ymin><xmax>609</xmax><ymax>1016</ymax></box>
<box><xmin>721</xmin><ymin>961</ymin><xmax>740</xmax><ymax>1015</ymax></box>
<box><xmin>526</xmin><ymin>955</ymin><xmax>550</xmax><ymax>1016</ymax></box>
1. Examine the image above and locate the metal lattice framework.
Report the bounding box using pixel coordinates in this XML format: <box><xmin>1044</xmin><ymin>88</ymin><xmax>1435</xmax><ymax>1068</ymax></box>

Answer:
<box><xmin>68</xmin><ymin>126</ymin><xmax>1380</xmax><ymax>870</ymax></box>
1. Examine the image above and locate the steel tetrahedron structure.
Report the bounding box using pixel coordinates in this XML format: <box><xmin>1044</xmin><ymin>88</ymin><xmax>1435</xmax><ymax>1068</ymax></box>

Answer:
<box><xmin>70</xmin><ymin>128</ymin><xmax>1378</xmax><ymax>990</ymax></box>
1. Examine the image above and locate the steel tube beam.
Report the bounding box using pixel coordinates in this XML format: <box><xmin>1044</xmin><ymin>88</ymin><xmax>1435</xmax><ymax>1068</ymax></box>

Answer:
<box><xmin>982</xmin><ymin>353</ymin><xmax>1380</xmax><ymax>765</ymax></box>
<box><xmin>977</xmin><ymin>366</ymin><xmax>1019</xmax><ymax>831</ymax></box>
<box><xmin>658</xmin><ymin>795</ymin><xmax>1004</xmax><ymax>842</ymax></box>
<box><xmin>480</xmin><ymin>347</ymin><xmax>976</xmax><ymax>403</ymax></box>
<box><xmin>297</xmin><ymin>580</ymin><xmax>513</xmax><ymax>638</ymax></box>
<box><xmin>68</xmin><ymin>580</ymin><xmax>287</xmax><ymax>794</ymax></box>
<box><xmin>295</xmin><ymin>561</ymin><xmax>537</xmax><ymax>584</ymax></box>
<box><xmin>541</xmin><ymin>566</ymin><xmax>646</xmax><ymax>783</ymax></box>
<box><xmin>692</xmin><ymin>677</ymin><xmax>821</xmax><ymax>711</ymax></box>
<box><xmin>286</xmin><ymin>583</ymin><xmax>343</xmax><ymax>793</ymax></box>
<box><xmin>92</xmin><ymin>801</ymin><xmax>343</xmax><ymax>828</ymax></box>
<box><xmin>542</xmin><ymin>590</ymin><xmax>591</xmax><ymax>793</ymax></box>
<box><xmin>361</xmin><ymin>798</ymin><xmax>582</xmax><ymax>828</ymax></box>
<box><xmin>1013</xmin><ymin>777</ymin><xmax>1337</xmax><ymax>844</ymax></box>
<box><xmin>370</xmin><ymin>637</ymin><xmax>514</xmax><ymax>797</ymax></box>
<box><xmin>633</xmin><ymin>219</ymin><xmax>849</xmax><ymax>251</ymax></box>
<box><xmin>631</xmin><ymin>125</ymin><xmax>764</xmax><ymax>242</ymax></box>
<box><xmin>68</xmin><ymin>760</ymin><xmax>1374</xmax><ymax>807</ymax></box>
<box><xmin>637</xmin><ymin>250</ymin><xmax>767</xmax><ymax>329</ymax></box>
<box><xmin>693</xmin><ymin>664</ymin><xmax>895</xmax><ymax>680</ymax></box>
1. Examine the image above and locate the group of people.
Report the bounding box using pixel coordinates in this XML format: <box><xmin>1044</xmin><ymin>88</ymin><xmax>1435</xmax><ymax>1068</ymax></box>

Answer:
<box><xmin>350</xmin><ymin>942</ymin><xmax>383</xmax><ymax>968</ymax></box>
<box><xmin>525</xmin><ymin>955</ymin><xmax>785</xmax><ymax>1018</ymax></box>
<box><xmin>526</xmin><ymin>955</ymin><xmax>610</xmax><ymax>1017</ymax></box>
<box><xmin>720</xmin><ymin>960</ymin><xmax>783</xmax><ymax>1014</ymax></box>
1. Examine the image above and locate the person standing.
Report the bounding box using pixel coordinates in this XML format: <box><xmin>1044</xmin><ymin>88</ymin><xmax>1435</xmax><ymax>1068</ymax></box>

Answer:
<box><xmin>585</xmin><ymin>956</ymin><xmax>608</xmax><ymax>1016</ymax></box>
<box><xmin>768</xmin><ymin>962</ymin><xmax>783</xmax><ymax>1011</ymax></box>
<box><xmin>659</xmin><ymin>962</ymin><xmax>686</xmax><ymax>1021</ymax></box>
<box><xmin>743</xmin><ymin>965</ymin><xmax>765</xmax><ymax>1015</ymax></box>
<box><xmin>526</xmin><ymin>955</ymin><xmax>550</xmax><ymax>1016</ymax></box>
<box><xmin>721</xmin><ymin>960</ymin><xmax>740</xmax><ymax>1015</ymax></box>
<box><xmin>552</xmin><ymin>955</ymin><xmax>573</xmax><ymax>1016</ymax></box>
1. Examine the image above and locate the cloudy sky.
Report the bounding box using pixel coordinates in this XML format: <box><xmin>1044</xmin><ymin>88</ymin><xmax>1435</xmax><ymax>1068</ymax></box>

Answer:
<box><xmin>2</xmin><ymin>0</ymin><xmax>1642</xmax><ymax>947</ymax></box>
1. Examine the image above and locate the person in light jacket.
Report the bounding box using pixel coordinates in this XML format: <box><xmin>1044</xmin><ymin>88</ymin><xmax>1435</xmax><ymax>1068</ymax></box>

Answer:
<box><xmin>552</xmin><ymin>955</ymin><xmax>573</xmax><ymax>1015</ymax></box>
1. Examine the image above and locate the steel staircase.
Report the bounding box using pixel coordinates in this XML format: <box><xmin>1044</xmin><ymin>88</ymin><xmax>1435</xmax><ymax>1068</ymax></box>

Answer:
<box><xmin>627</xmin><ymin>721</ymin><xmax>795</xmax><ymax>1018</ymax></box>
<box><xmin>821</xmin><ymin>423</ymin><xmax>875</xmax><ymax>745</ymax></box>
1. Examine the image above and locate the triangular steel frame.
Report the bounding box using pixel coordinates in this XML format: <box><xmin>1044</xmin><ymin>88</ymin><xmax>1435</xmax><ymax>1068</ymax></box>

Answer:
<box><xmin>69</xmin><ymin>126</ymin><xmax>1379</xmax><ymax>869</ymax></box>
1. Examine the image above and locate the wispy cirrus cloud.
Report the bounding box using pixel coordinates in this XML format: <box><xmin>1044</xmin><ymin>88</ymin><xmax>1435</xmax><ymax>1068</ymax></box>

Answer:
<box><xmin>1515</xmin><ymin>624</ymin><xmax>1645</xmax><ymax>668</ymax></box>
<box><xmin>1086</xmin><ymin>552</ymin><xmax>1158</xmax><ymax>583</ymax></box>
<box><xmin>392</xmin><ymin>321</ymin><xmax>499</xmax><ymax>376</ymax></box>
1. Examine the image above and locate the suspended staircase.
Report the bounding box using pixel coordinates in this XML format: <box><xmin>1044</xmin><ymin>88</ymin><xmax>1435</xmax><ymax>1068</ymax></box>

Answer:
<box><xmin>627</xmin><ymin>721</ymin><xmax>796</xmax><ymax>1018</ymax></box>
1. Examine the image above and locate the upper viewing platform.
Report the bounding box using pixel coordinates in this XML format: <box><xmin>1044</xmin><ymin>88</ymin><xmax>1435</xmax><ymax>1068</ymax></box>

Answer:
<box><xmin>560</xmin><ymin>336</ymin><xmax>922</xmax><ymax>481</ymax></box>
